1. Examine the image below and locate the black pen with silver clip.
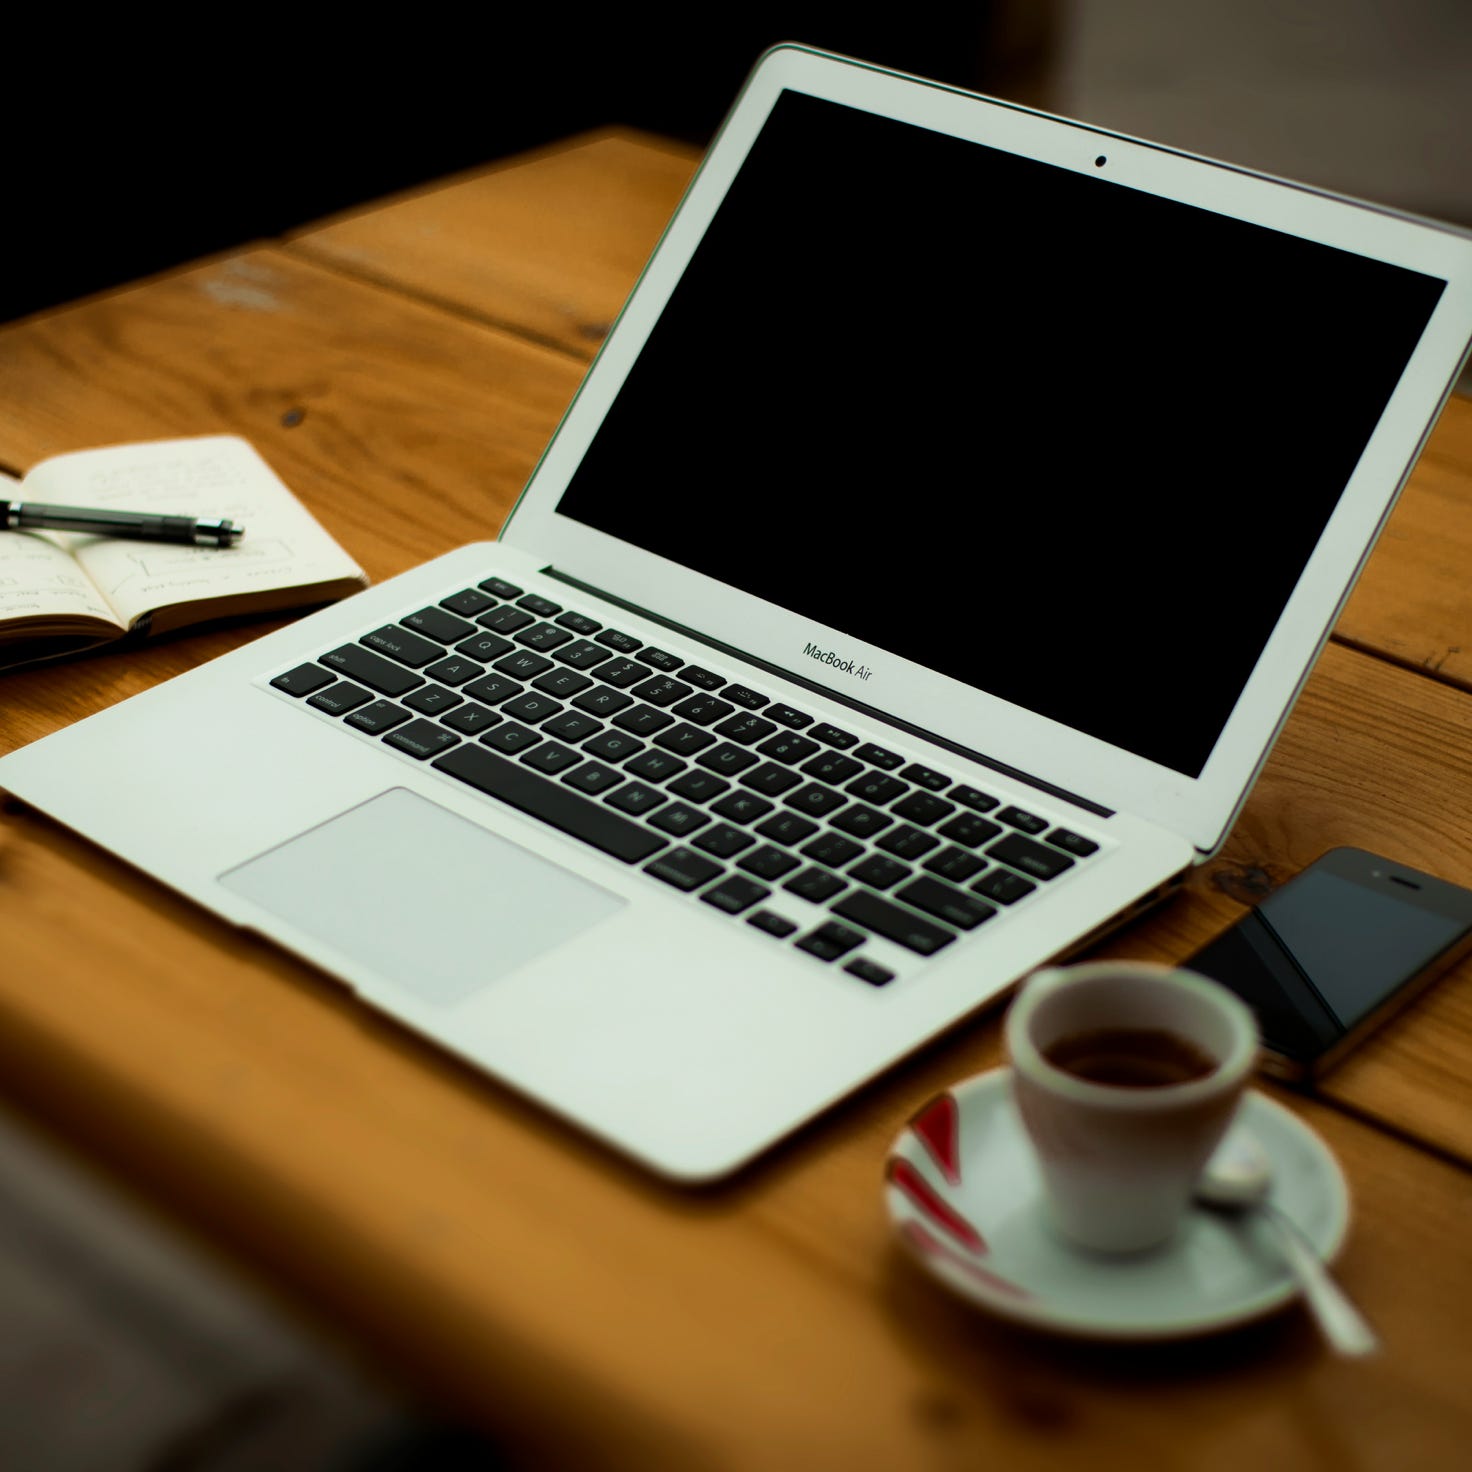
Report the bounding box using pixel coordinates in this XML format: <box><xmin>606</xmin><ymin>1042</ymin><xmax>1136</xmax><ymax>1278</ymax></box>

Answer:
<box><xmin>0</xmin><ymin>499</ymin><xmax>244</xmax><ymax>546</ymax></box>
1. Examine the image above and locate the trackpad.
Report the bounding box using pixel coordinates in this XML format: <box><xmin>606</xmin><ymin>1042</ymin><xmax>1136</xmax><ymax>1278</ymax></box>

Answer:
<box><xmin>219</xmin><ymin>788</ymin><xmax>626</xmax><ymax>1004</ymax></box>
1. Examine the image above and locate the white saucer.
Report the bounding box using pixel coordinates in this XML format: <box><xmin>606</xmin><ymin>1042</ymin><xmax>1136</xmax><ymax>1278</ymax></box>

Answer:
<box><xmin>884</xmin><ymin>1067</ymin><xmax>1350</xmax><ymax>1341</ymax></box>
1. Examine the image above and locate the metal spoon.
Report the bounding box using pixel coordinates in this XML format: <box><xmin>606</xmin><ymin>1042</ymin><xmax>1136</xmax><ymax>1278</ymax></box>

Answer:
<box><xmin>1196</xmin><ymin>1129</ymin><xmax>1379</xmax><ymax>1356</ymax></box>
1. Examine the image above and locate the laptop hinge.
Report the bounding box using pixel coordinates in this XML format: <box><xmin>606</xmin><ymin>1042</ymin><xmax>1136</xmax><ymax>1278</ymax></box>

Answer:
<box><xmin>542</xmin><ymin>566</ymin><xmax>1115</xmax><ymax>819</ymax></box>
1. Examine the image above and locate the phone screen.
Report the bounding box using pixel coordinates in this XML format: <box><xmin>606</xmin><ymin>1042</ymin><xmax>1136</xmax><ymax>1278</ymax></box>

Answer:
<box><xmin>1187</xmin><ymin>861</ymin><xmax>1472</xmax><ymax>1063</ymax></box>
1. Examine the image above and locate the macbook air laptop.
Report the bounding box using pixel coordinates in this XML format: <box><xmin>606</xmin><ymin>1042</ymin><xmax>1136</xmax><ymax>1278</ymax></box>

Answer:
<box><xmin>4</xmin><ymin>46</ymin><xmax>1471</xmax><ymax>1182</ymax></box>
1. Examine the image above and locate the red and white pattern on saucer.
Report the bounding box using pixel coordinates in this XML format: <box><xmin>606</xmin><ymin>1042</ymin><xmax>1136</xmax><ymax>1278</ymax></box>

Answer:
<box><xmin>886</xmin><ymin>1091</ymin><xmax>1031</xmax><ymax>1300</ymax></box>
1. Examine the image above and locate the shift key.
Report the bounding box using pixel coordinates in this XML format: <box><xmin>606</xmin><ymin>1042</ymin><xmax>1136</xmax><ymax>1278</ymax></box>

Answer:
<box><xmin>832</xmin><ymin>890</ymin><xmax>955</xmax><ymax>956</ymax></box>
<box><xmin>320</xmin><ymin>644</ymin><xmax>425</xmax><ymax>697</ymax></box>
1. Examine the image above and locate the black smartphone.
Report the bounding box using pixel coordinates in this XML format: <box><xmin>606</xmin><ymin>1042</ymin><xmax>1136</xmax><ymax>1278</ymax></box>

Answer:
<box><xmin>1183</xmin><ymin>846</ymin><xmax>1472</xmax><ymax>1080</ymax></box>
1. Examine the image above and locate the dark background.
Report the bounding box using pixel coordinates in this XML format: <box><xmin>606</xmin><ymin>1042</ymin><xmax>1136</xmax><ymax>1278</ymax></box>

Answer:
<box><xmin>5</xmin><ymin>10</ymin><xmax>1054</xmax><ymax>325</ymax></box>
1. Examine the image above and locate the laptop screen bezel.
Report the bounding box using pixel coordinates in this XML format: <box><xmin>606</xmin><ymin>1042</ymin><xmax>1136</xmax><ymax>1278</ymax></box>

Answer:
<box><xmin>500</xmin><ymin>44</ymin><xmax>1472</xmax><ymax>855</ymax></box>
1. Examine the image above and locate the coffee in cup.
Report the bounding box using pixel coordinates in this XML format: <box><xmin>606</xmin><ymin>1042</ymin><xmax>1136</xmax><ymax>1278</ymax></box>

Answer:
<box><xmin>1005</xmin><ymin>961</ymin><xmax>1259</xmax><ymax>1253</ymax></box>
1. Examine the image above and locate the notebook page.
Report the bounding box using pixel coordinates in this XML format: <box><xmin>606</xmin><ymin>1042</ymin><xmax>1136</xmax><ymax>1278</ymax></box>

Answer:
<box><xmin>0</xmin><ymin>471</ymin><xmax>123</xmax><ymax>628</ymax></box>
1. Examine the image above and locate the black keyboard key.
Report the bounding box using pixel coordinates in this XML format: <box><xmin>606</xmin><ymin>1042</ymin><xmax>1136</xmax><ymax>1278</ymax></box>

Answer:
<box><xmin>402</xmin><ymin>606</ymin><xmax>477</xmax><ymax>644</ymax></box>
<box><xmin>796</xmin><ymin>922</ymin><xmax>865</xmax><ymax>962</ymax></box>
<box><xmin>361</xmin><ymin>625</ymin><xmax>445</xmax><ymax>668</ymax></box>
<box><xmin>669</xmin><ymin>769</ymin><xmax>729</xmax><ymax>803</ymax></box>
<box><xmin>692</xmin><ymin>823</ymin><xmax>756</xmax><ymax>859</ymax></box>
<box><xmin>783</xmin><ymin>866</ymin><xmax>846</xmax><ymax>903</ymax></box>
<box><xmin>671</xmin><ymin>694</ymin><xmax>735</xmax><ymax>727</ymax></box>
<box><xmin>383</xmin><ymin>719</ymin><xmax>461</xmax><ymax>760</ymax></box>
<box><xmin>721</xmin><ymin>684</ymin><xmax>767</xmax><ymax>710</ymax></box>
<box><xmin>936</xmin><ymin>814</ymin><xmax>1003</xmax><ymax>849</ymax></box>
<box><xmin>644</xmin><ymin>848</ymin><xmax>721</xmax><ymax>891</ymax></box>
<box><xmin>440</xmin><ymin>588</ymin><xmax>496</xmax><ymax>617</ymax></box>
<box><xmin>765</xmin><ymin>704</ymin><xmax>813</xmax><ymax>729</ymax></box>
<box><xmin>455</xmin><ymin>632</ymin><xmax>516</xmax><ymax>663</ymax></box>
<box><xmin>435</xmin><ymin>746</ymin><xmax>665</xmax><ymax>863</ymax></box>
<box><xmin>809</xmin><ymin>723</ymin><xmax>857</xmax><ymax>749</ymax></box>
<box><xmin>1047</xmin><ymin>828</ymin><xmax>1100</xmax><ymax>857</ymax></box>
<box><xmin>534</xmin><ymin>668</ymin><xmax>594</xmax><ymax>699</ymax></box>
<box><xmin>900</xmin><ymin>763</ymin><xmax>950</xmax><ymax>793</ymax></box>
<box><xmin>701</xmin><ymin>876</ymin><xmax>770</xmax><ymax>915</ymax></box>
<box><xmin>637</xmin><ymin>647</ymin><xmax>684</xmax><ymax>673</ymax></box>
<box><xmin>988</xmin><ymin>833</ymin><xmax>1076</xmax><ymax>880</ymax></box>
<box><xmin>800</xmin><ymin>831</ymin><xmax>864</xmax><ymax>868</ymax></box>
<box><xmin>440</xmin><ymin>703</ymin><xmax>501</xmax><ymax>735</ymax></box>
<box><xmin>711</xmin><ymin>791</ymin><xmax>773</xmax><ymax>825</ymax></box>
<box><xmin>697</xmin><ymin>743</ymin><xmax>759</xmax><ymax>777</ymax></box>
<box><xmin>756</xmin><ymin>812</ymin><xmax>819</xmax><ymax>846</ymax></box>
<box><xmin>495</xmin><ymin>650</ymin><xmax>555</xmax><ymax>681</ymax></box>
<box><xmin>463</xmin><ymin>673</ymin><xmax>522</xmax><ymax>705</ymax></box>
<box><xmin>605</xmin><ymin>781</ymin><xmax>666</xmax><ymax>816</ymax></box>
<box><xmin>425</xmin><ymin>655</ymin><xmax>485</xmax><ymax>686</ymax></box>
<box><xmin>321</xmin><ymin>645</ymin><xmax>424</xmax><ymax>698</ymax></box>
<box><xmin>784</xmin><ymin>784</ymin><xmax>848</xmax><ymax>819</ymax></box>
<box><xmin>971</xmin><ymin>868</ymin><xmax>1036</xmax><ymax>905</ymax></box>
<box><xmin>654</xmin><ymin>723</ymin><xmax>716</xmax><ymax>756</ymax></box>
<box><xmin>649</xmin><ymin>802</ymin><xmax>710</xmax><ymax>837</ymax></box>
<box><xmin>715</xmin><ymin>713</ymin><xmax>778</xmax><ymax>746</ymax></box>
<box><xmin>849</xmin><ymin>854</ymin><xmax>911</xmax><ymax>890</ymax></box>
<box><xmin>631</xmin><ymin>675</ymin><xmax>692</xmax><ymax>707</ymax></box>
<box><xmin>740</xmin><ymin>762</ymin><xmax>802</xmax><ymax>798</ymax></box>
<box><xmin>844</xmin><ymin>958</ymin><xmax>895</xmax><ymax>987</ymax></box>
<box><xmin>923</xmin><ymin>846</ymin><xmax>986</xmax><ymax>883</ymax></box>
<box><xmin>522</xmin><ymin>741</ymin><xmax>582</xmax><ymax>775</ymax></box>
<box><xmin>517</xmin><ymin>593</ymin><xmax>561</xmax><ymax>617</ymax></box>
<box><xmin>543</xmin><ymin>711</ymin><xmax>602</xmax><ymax>743</ymax></box>
<box><xmin>517</xmin><ymin>621</ymin><xmax>573</xmax><ymax>652</ymax></box>
<box><xmin>612</xmin><ymin>703</ymin><xmax>675</xmax><ymax>736</ymax></box>
<box><xmin>479</xmin><ymin>605</ymin><xmax>536</xmax><ymax>634</ymax></box>
<box><xmin>747</xmin><ymin>910</ymin><xmax>797</xmax><ymax>938</ymax></box>
<box><xmin>482</xmin><ymin>722</ymin><xmax>541</xmax><ymax>755</ymax></box>
<box><xmin>564</xmin><ymin>761</ymin><xmax>623</xmax><ymax>795</ymax></box>
<box><xmin>623</xmin><ymin>749</ymin><xmax>687</xmax><ymax>783</ymax></box>
<box><xmin>952</xmin><ymin>785</ymin><xmax>1000</xmax><ymax>813</ymax></box>
<box><xmin>844</xmin><ymin>772</ymin><xmax>909</xmax><ymax>806</ymax></box>
<box><xmin>739</xmin><ymin>846</ymin><xmax>801</xmax><ymax>880</ymax></box>
<box><xmin>583</xmin><ymin>730</ymin><xmax>644</xmax><ymax>762</ymax></box>
<box><xmin>877</xmin><ymin>824</ymin><xmax>940</xmax><ymax>860</ymax></box>
<box><xmin>679</xmin><ymin>665</ymin><xmax>724</xmax><ymax>691</ymax></box>
<box><xmin>556</xmin><ymin>639</ymin><xmax>612</xmax><ymax>671</ymax></box>
<box><xmin>307</xmin><ymin>680</ymin><xmax>373</xmax><ymax>716</ymax></box>
<box><xmin>831</xmin><ymin>891</ymin><xmax>955</xmax><ymax>957</ymax></box>
<box><xmin>802</xmin><ymin>751</ymin><xmax>864</xmax><ymax>786</ymax></box>
<box><xmin>896</xmin><ymin>876</ymin><xmax>997</xmax><ymax>931</ymax></box>
<box><xmin>572</xmin><ymin>686</ymin><xmax>633</xmax><ymax>717</ymax></box>
<box><xmin>892</xmin><ymin>792</ymin><xmax>956</xmax><ymax>826</ymax></box>
<box><xmin>345</xmin><ymin>700</ymin><xmax>412</xmax><ymax>734</ymax></box>
<box><xmin>402</xmin><ymin>684</ymin><xmax>462</xmax><ymax>716</ymax></box>
<box><xmin>503</xmin><ymin>692</ymin><xmax>563</xmax><ymax>724</ymax></box>
<box><xmin>998</xmin><ymin>806</ymin><xmax>1049</xmax><ymax>835</ymax></box>
<box><xmin>596</xmin><ymin>628</ymin><xmax>642</xmax><ymax>654</ymax></box>
<box><xmin>854</xmin><ymin>742</ymin><xmax>904</xmax><ymax>771</ymax></box>
<box><xmin>556</xmin><ymin>610</ymin><xmax>601</xmax><ymax>636</ymax></box>
<box><xmin>829</xmin><ymin>803</ymin><xmax>893</xmax><ymax>839</ymax></box>
<box><xmin>478</xmin><ymin>577</ymin><xmax>523</xmax><ymax>599</ymax></box>
<box><xmin>593</xmin><ymin>656</ymin><xmax>653</xmax><ymax>689</ymax></box>
<box><xmin>757</xmin><ymin>732</ymin><xmax>821</xmax><ymax>766</ymax></box>
<box><xmin>272</xmin><ymin>662</ymin><xmax>336</xmax><ymax>697</ymax></box>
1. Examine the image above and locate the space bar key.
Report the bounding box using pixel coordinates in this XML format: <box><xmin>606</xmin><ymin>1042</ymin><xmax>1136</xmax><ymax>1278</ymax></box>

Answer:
<box><xmin>432</xmin><ymin>745</ymin><xmax>668</xmax><ymax>864</ymax></box>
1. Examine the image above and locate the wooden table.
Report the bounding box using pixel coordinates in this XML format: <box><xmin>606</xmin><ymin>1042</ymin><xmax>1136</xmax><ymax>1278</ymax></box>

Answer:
<box><xmin>3</xmin><ymin>131</ymin><xmax>1472</xmax><ymax>1469</ymax></box>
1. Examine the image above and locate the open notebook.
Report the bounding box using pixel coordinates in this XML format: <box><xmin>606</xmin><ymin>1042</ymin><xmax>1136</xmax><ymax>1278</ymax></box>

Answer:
<box><xmin>3</xmin><ymin>47</ymin><xmax>1470</xmax><ymax>1181</ymax></box>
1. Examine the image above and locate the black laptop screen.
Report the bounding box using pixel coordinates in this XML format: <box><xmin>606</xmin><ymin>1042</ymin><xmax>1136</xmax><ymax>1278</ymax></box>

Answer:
<box><xmin>554</xmin><ymin>89</ymin><xmax>1444</xmax><ymax>777</ymax></box>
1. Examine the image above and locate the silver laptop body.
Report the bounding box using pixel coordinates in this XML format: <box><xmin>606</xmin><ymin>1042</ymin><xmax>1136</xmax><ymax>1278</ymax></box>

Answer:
<box><xmin>4</xmin><ymin>46</ymin><xmax>1471</xmax><ymax>1181</ymax></box>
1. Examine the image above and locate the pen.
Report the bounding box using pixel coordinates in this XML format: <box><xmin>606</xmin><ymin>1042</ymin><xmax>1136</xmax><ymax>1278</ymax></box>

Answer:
<box><xmin>0</xmin><ymin>499</ymin><xmax>244</xmax><ymax>546</ymax></box>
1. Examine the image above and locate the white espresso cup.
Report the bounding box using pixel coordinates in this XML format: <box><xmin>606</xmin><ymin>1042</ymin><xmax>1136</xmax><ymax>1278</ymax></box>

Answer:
<box><xmin>1005</xmin><ymin>961</ymin><xmax>1259</xmax><ymax>1254</ymax></box>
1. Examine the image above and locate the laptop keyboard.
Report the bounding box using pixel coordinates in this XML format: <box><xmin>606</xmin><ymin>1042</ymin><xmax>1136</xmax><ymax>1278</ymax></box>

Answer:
<box><xmin>267</xmin><ymin>574</ymin><xmax>1102</xmax><ymax>987</ymax></box>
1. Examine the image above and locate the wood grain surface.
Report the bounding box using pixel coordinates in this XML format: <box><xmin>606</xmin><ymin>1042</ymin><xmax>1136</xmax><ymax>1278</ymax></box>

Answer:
<box><xmin>3</xmin><ymin>131</ymin><xmax>1472</xmax><ymax>1470</ymax></box>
